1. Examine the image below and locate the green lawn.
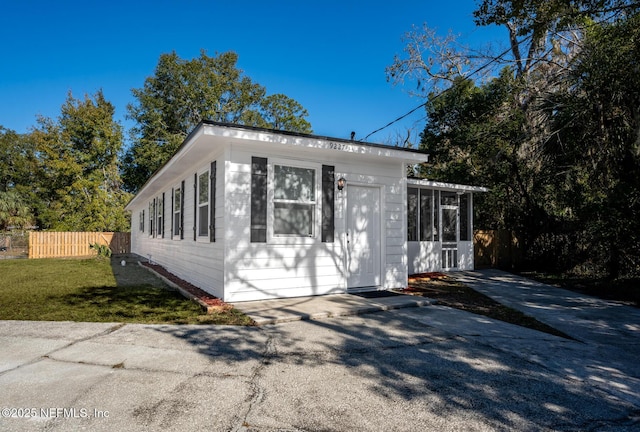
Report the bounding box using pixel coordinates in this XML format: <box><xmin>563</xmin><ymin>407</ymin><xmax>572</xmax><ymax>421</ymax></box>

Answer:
<box><xmin>0</xmin><ymin>258</ymin><xmax>253</xmax><ymax>325</ymax></box>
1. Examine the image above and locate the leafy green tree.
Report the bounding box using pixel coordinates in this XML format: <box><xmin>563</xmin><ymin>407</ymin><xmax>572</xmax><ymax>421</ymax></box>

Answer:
<box><xmin>418</xmin><ymin>70</ymin><xmax>548</xmax><ymax>246</ymax></box>
<box><xmin>547</xmin><ymin>13</ymin><xmax>640</xmax><ymax>278</ymax></box>
<box><xmin>32</xmin><ymin>91</ymin><xmax>131</xmax><ymax>231</ymax></box>
<box><xmin>123</xmin><ymin>50</ymin><xmax>312</xmax><ymax>192</ymax></box>
<box><xmin>392</xmin><ymin>0</ymin><xmax>640</xmax><ymax>277</ymax></box>
<box><xmin>0</xmin><ymin>190</ymin><xmax>34</xmax><ymax>231</ymax></box>
<box><xmin>0</xmin><ymin>126</ymin><xmax>39</xmax><ymax>229</ymax></box>
<box><xmin>258</xmin><ymin>94</ymin><xmax>312</xmax><ymax>133</ymax></box>
<box><xmin>0</xmin><ymin>126</ymin><xmax>39</xmax><ymax>193</ymax></box>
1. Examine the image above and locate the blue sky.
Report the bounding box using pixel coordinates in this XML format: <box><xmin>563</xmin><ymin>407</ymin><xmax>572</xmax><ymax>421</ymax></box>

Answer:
<box><xmin>0</xmin><ymin>0</ymin><xmax>503</xmax><ymax>144</ymax></box>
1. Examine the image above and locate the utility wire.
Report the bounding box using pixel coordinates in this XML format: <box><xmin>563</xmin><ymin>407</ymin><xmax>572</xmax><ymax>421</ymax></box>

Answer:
<box><xmin>361</xmin><ymin>34</ymin><xmax>533</xmax><ymax>143</ymax></box>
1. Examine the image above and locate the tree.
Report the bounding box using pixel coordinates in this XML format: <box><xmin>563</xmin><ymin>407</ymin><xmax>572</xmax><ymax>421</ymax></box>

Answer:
<box><xmin>389</xmin><ymin>0</ymin><xmax>640</xmax><ymax>277</ymax></box>
<box><xmin>259</xmin><ymin>94</ymin><xmax>312</xmax><ymax>133</ymax></box>
<box><xmin>32</xmin><ymin>91</ymin><xmax>131</xmax><ymax>231</ymax></box>
<box><xmin>0</xmin><ymin>190</ymin><xmax>33</xmax><ymax>231</ymax></box>
<box><xmin>123</xmin><ymin>50</ymin><xmax>312</xmax><ymax>192</ymax></box>
<box><xmin>547</xmin><ymin>12</ymin><xmax>640</xmax><ymax>278</ymax></box>
<box><xmin>0</xmin><ymin>126</ymin><xmax>38</xmax><ymax>229</ymax></box>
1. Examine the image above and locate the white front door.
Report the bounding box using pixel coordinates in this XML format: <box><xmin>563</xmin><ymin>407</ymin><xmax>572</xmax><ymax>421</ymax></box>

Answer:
<box><xmin>346</xmin><ymin>185</ymin><xmax>381</xmax><ymax>289</ymax></box>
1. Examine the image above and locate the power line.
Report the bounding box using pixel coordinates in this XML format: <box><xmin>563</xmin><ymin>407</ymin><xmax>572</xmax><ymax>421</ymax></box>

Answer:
<box><xmin>361</xmin><ymin>34</ymin><xmax>532</xmax><ymax>143</ymax></box>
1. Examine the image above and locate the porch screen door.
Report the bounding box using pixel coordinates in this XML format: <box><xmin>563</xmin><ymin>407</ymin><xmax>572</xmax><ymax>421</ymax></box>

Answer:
<box><xmin>441</xmin><ymin>194</ymin><xmax>458</xmax><ymax>269</ymax></box>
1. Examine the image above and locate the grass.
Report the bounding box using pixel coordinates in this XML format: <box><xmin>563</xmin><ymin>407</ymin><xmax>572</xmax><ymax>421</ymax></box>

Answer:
<box><xmin>0</xmin><ymin>258</ymin><xmax>253</xmax><ymax>325</ymax></box>
<box><xmin>398</xmin><ymin>273</ymin><xmax>572</xmax><ymax>339</ymax></box>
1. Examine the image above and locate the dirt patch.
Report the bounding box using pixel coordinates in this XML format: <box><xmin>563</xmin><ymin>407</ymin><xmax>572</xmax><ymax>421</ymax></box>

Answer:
<box><xmin>396</xmin><ymin>273</ymin><xmax>572</xmax><ymax>339</ymax></box>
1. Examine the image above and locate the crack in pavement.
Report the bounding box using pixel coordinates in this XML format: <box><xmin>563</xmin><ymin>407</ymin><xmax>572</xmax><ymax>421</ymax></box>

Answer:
<box><xmin>232</xmin><ymin>330</ymin><xmax>277</xmax><ymax>432</ymax></box>
<box><xmin>0</xmin><ymin>323</ymin><xmax>126</xmax><ymax>377</ymax></box>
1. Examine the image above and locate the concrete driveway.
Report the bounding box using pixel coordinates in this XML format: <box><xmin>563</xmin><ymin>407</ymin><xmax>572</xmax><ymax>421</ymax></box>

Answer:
<box><xmin>1</xmin><ymin>272</ymin><xmax>639</xmax><ymax>431</ymax></box>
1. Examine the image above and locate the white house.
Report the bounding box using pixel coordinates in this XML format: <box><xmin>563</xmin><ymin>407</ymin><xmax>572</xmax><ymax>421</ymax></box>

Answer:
<box><xmin>125</xmin><ymin>122</ymin><xmax>486</xmax><ymax>302</ymax></box>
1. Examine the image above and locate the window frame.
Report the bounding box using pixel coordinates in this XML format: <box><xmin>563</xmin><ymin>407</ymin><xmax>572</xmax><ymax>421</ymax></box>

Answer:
<box><xmin>408</xmin><ymin>188</ymin><xmax>440</xmax><ymax>242</ymax></box>
<box><xmin>197</xmin><ymin>168</ymin><xmax>210</xmax><ymax>239</ymax></box>
<box><xmin>148</xmin><ymin>200</ymin><xmax>155</xmax><ymax>238</ymax></box>
<box><xmin>156</xmin><ymin>194</ymin><xmax>164</xmax><ymax>238</ymax></box>
<box><xmin>407</xmin><ymin>187</ymin><xmax>419</xmax><ymax>242</ymax></box>
<box><xmin>267</xmin><ymin>159</ymin><xmax>321</xmax><ymax>243</ymax></box>
<box><xmin>172</xmin><ymin>183</ymin><xmax>183</xmax><ymax>240</ymax></box>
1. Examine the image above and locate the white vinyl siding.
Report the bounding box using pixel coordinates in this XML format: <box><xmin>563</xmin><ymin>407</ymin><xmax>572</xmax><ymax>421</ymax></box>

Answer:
<box><xmin>223</xmin><ymin>147</ymin><xmax>407</xmax><ymax>301</ymax></box>
<box><xmin>128</xmin><ymin>158</ymin><xmax>225</xmax><ymax>299</ymax></box>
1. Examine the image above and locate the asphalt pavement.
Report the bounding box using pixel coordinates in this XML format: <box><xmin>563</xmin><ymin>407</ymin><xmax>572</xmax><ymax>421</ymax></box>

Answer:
<box><xmin>1</xmin><ymin>270</ymin><xmax>639</xmax><ymax>431</ymax></box>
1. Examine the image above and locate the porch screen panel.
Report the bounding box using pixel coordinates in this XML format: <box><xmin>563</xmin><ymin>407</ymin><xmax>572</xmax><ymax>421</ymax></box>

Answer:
<box><xmin>251</xmin><ymin>157</ymin><xmax>268</xmax><ymax>242</ymax></box>
<box><xmin>407</xmin><ymin>188</ymin><xmax>418</xmax><ymax>241</ymax></box>
<box><xmin>419</xmin><ymin>189</ymin><xmax>433</xmax><ymax>241</ymax></box>
<box><xmin>441</xmin><ymin>191</ymin><xmax>457</xmax><ymax>205</ymax></box>
<box><xmin>442</xmin><ymin>208</ymin><xmax>457</xmax><ymax>242</ymax></box>
<box><xmin>460</xmin><ymin>193</ymin><xmax>470</xmax><ymax>241</ymax></box>
<box><xmin>321</xmin><ymin>165</ymin><xmax>335</xmax><ymax>242</ymax></box>
<box><xmin>434</xmin><ymin>191</ymin><xmax>439</xmax><ymax>241</ymax></box>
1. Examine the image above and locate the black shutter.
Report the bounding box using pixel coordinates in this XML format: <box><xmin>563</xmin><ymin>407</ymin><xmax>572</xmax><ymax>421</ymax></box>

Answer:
<box><xmin>170</xmin><ymin>189</ymin><xmax>174</xmax><ymax>237</ymax></box>
<box><xmin>161</xmin><ymin>192</ymin><xmax>165</xmax><ymax>238</ymax></box>
<box><xmin>210</xmin><ymin>161</ymin><xmax>216</xmax><ymax>242</ymax></box>
<box><xmin>152</xmin><ymin>198</ymin><xmax>156</xmax><ymax>237</ymax></box>
<box><xmin>193</xmin><ymin>173</ymin><xmax>197</xmax><ymax>241</ymax></box>
<box><xmin>321</xmin><ymin>165</ymin><xmax>335</xmax><ymax>242</ymax></box>
<box><xmin>180</xmin><ymin>180</ymin><xmax>185</xmax><ymax>240</ymax></box>
<box><xmin>250</xmin><ymin>157</ymin><xmax>267</xmax><ymax>242</ymax></box>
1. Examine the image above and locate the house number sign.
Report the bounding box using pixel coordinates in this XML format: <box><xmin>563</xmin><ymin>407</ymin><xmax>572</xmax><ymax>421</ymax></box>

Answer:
<box><xmin>328</xmin><ymin>142</ymin><xmax>355</xmax><ymax>152</ymax></box>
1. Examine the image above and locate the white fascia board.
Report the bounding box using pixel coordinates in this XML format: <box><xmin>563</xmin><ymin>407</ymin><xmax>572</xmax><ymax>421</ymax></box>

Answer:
<box><xmin>202</xmin><ymin>123</ymin><xmax>430</xmax><ymax>164</ymax></box>
<box><xmin>407</xmin><ymin>178</ymin><xmax>489</xmax><ymax>193</ymax></box>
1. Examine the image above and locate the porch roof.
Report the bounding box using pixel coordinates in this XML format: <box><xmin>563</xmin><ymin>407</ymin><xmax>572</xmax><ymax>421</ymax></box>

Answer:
<box><xmin>407</xmin><ymin>178</ymin><xmax>488</xmax><ymax>193</ymax></box>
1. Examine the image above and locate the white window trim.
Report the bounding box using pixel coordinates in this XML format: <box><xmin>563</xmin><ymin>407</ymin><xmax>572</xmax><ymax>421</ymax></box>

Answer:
<box><xmin>156</xmin><ymin>194</ymin><xmax>163</xmax><ymax>239</ymax></box>
<box><xmin>149</xmin><ymin>200</ymin><xmax>154</xmax><ymax>238</ymax></box>
<box><xmin>172</xmin><ymin>184</ymin><xmax>182</xmax><ymax>240</ymax></box>
<box><xmin>196</xmin><ymin>167</ymin><xmax>210</xmax><ymax>241</ymax></box>
<box><xmin>267</xmin><ymin>158</ymin><xmax>322</xmax><ymax>245</ymax></box>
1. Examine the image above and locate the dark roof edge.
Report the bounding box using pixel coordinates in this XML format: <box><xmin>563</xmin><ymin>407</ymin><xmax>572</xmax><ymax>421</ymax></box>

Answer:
<box><xmin>200</xmin><ymin>120</ymin><xmax>429</xmax><ymax>155</ymax></box>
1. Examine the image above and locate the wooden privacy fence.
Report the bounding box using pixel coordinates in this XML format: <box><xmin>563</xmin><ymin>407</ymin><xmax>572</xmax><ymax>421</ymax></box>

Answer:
<box><xmin>28</xmin><ymin>232</ymin><xmax>131</xmax><ymax>259</ymax></box>
<box><xmin>474</xmin><ymin>229</ymin><xmax>521</xmax><ymax>269</ymax></box>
